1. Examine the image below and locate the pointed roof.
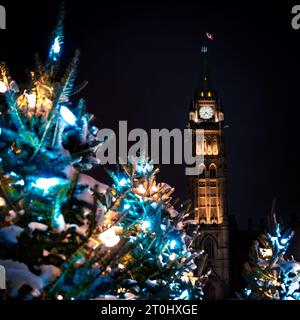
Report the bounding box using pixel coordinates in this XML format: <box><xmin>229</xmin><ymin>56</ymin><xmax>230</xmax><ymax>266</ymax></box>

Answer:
<box><xmin>197</xmin><ymin>44</ymin><xmax>216</xmax><ymax>100</ymax></box>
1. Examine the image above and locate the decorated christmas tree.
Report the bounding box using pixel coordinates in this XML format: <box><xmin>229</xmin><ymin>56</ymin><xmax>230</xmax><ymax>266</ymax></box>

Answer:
<box><xmin>0</xmin><ymin>6</ymin><xmax>207</xmax><ymax>300</ymax></box>
<box><xmin>45</xmin><ymin>157</ymin><xmax>208</xmax><ymax>300</ymax></box>
<box><xmin>239</xmin><ymin>204</ymin><xmax>300</xmax><ymax>300</ymax></box>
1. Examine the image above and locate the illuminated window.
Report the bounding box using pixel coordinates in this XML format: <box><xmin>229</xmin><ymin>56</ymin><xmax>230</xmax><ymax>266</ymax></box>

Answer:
<box><xmin>213</xmin><ymin>137</ymin><xmax>218</xmax><ymax>155</ymax></box>
<box><xmin>203</xmin><ymin>138</ymin><xmax>207</xmax><ymax>155</ymax></box>
<box><xmin>207</xmin><ymin>139</ymin><xmax>212</xmax><ymax>155</ymax></box>
<box><xmin>208</xmin><ymin>91</ymin><xmax>211</xmax><ymax>97</ymax></box>
<box><xmin>200</xmin><ymin>91</ymin><xmax>204</xmax><ymax>97</ymax></box>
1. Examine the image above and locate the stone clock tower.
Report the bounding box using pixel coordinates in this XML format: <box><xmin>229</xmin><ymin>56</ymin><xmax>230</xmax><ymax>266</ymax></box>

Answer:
<box><xmin>188</xmin><ymin>45</ymin><xmax>230</xmax><ymax>299</ymax></box>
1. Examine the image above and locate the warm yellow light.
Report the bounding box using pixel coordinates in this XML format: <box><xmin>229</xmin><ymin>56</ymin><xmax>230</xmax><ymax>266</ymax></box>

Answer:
<box><xmin>207</xmin><ymin>144</ymin><xmax>212</xmax><ymax>155</ymax></box>
<box><xmin>200</xmin><ymin>91</ymin><xmax>204</xmax><ymax>97</ymax></box>
<box><xmin>17</xmin><ymin>80</ymin><xmax>54</xmax><ymax>118</ymax></box>
<box><xmin>151</xmin><ymin>185</ymin><xmax>158</xmax><ymax>193</ymax></box>
<box><xmin>0</xmin><ymin>81</ymin><xmax>7</xmax><ymax>93</ymax></box>
<box><xmin>208</xmin><ymin>91</ymin><xmax>211</xmax><ymax>97</ymax></box>
<box><xmin>26</xmin><ymin>93</ymin><xmax>37</xmax><ymax>108</ymax></box>
<box><xmin>259</xmin><ymin>248</ymin><xmax>273</xmax><ymax>259</ymax></box>
<box><xmin>99</xmin><ymin>228</ymin><xmax>121</xmax><ymax>247</ymax></box>
<box><xmin>212</xmin><ymin>140</ymin><xmax>218</xmax><ymax>155</ymax></box>
<box><xmin>11</xmin><ymin>143</ymin><xmax>21</xmax><ymax>154</ymax></box>
<box><xmin>137</xmin><ymin>184</ymin><xmax>146</xmax><ymax>194</ymax></box>
<box><xmin>0</xmin><ymin>197</ymin><xmax>6</xmax><ymax>207</ymax></box>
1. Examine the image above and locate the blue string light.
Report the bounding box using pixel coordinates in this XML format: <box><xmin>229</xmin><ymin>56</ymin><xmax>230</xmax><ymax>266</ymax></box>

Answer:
<box><xmin>60</xmin><ymin>106</ymin><xmax>76</xmax><ymax>126</ymax></box>
<box><xmin>169</xmin><ymin>240</ymin><xmax>177</xmax><ymax>250</ymax></box>
<box><xmin>31</xmin><ymin>177</ymin><xmax>62</xmax><ymax>194</ymax></box>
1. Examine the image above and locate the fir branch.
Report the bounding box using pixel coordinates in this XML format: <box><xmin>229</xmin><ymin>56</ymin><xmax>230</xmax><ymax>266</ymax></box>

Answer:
<box><xmin>57</xmin><ymin>50</ymin><xmax>80</xmax><ymax>103</ymax></box>
<box><xmin>28</xmin><ymin>108</ymin><xmax>57</xmax><ymax>163</ymax></box>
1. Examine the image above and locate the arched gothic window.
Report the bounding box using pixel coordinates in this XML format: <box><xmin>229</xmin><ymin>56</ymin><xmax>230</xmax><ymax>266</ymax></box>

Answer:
<box><xmin>209</xmin><ymin>165</ymin><xmax>217</xmax><ymax>178</ymax></box>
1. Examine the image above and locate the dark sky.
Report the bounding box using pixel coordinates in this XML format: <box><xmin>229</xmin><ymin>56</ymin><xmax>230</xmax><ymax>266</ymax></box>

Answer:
<box><xmin>1</xmin><ymin>1</ymin><xmax>300</xmax><ymax>229</ymax></box>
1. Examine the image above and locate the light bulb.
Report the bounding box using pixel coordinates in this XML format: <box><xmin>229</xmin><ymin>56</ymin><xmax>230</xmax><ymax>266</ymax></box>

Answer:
<box><xmin>119</xmin><ymin>178</ymin><xmax>128</xmax><ymax>187</ymax></box>
<box><xmin>99</xmin><ymin>228</ymin><xmax>120</xmax><ymax>247</ymax></box>
<box><xmin>0</xmin><ymin>197</ymin><xmax>6</xmax><ymax>207</ymax></box>
<box><xmin>31</xmin><ymin>177</ymin><xmax>61</xmax><ymax>193</ymax></box>
<box><xmin>137</xmin><ymin>184</ymin><xmax>146</xmax><ymax>194</ymax></box>
<box><xmin>123</xmin><ymin>203</ymin><xmax>130</xmax><ymax>210</ymax></box>
<box><xmin>26</xmin><ymin>93</ymin><xmax>36</xmax><ymax>108</ymax></box>
<box><xmin>169</xmin><ymin>239</ymin><xmax>177</xmax><ymax>250</ymax></box>
<box><xmin>178</xmin><ymin>289</ymin><xmax>189</xmax><ymax>300</ymax></box>
<box><xmin>141</xmin><ymin>220</ymin><xmax>151</xmax><ymax>229</ymax></box>
<box><xmin>169</xmin><ymin>253</ymin><xmax>176</xmax><ymax>261</ymax></box>
<box><xmin>0</xmin><ymin>81</ymin><xmax>7</xmax><ymax>93</ymax></box>
<box><xmin>151</xmin><ymin>185</ymin><xmax>158</xmax><ymax>193</ymax></box>
<box><xmin>53</xmin><ymin>37</ymin><xmax>61</xmax><ymax>54</ymax></box>
<box><xmin>60</xmin><ymin>106</ymin><xmax>76</xmax><ymax>126</ymax></box>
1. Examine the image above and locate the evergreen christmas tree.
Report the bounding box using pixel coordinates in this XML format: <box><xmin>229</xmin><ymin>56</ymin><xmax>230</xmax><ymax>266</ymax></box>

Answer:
<box><xmin>0</xmin><ymin>6</ymin><xmax>207</xmax><ymax>300</ymax></box>
<box><xmin>45</xmin><ymin>157</ymin><xmax>208</xmax><ymax>300</ymax></box>
<box><xmin>240</xmin><ymin>206</ymin><xmax>300</xmax><ymax>300</ymax></box>
<box><xmin>0</xmin><ymin>5</ymin><xmax>106</xmax><ymax>299</ymax></box>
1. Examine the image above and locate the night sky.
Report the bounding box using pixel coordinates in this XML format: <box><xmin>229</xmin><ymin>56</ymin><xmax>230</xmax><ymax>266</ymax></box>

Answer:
<box><xmin>1</xmin><ymin>1</ymin><xmax>300</xmax><ymax>229</ymax></box>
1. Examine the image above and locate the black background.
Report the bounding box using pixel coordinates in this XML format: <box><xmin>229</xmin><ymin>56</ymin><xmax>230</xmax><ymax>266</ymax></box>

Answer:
<box><xmin>0</xmin><ymin>0</ymin><xmax>299</xmax><ymax>230</ymax></box>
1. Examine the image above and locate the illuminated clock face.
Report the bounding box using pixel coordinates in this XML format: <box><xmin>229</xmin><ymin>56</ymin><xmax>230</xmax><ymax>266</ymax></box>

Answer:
<box><xmin>199</xmin><ymin>106</ymin><xmax>214</xmax><ymax>120</ymax></box>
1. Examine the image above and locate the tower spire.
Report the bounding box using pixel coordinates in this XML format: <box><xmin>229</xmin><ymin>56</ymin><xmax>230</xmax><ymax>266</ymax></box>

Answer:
<box><xmin>198</xmin><ymin>33</ymin><xmax>214</xmax><ymax>99</ymax></box>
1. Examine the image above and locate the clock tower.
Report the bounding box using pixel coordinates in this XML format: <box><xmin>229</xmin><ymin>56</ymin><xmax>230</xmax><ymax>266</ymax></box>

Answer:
<box><xmin>188</xmin><ymin>45</ymin><xmax>230</xmax><ymax>299</ymax></box>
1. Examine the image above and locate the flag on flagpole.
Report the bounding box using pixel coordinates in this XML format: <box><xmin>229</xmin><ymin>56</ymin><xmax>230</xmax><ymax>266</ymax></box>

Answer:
<box><xmin>206</xmin><ymin>32</ymin><xmax>214</xmax><ymax>41</ymax></box>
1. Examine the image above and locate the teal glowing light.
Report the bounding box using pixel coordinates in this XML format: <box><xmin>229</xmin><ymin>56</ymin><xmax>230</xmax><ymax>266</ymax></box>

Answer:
<box><xmin>141</xmin><ymin>221</ymin><xmax>151</xmax><ymax>229</ymax></box>
<box><xmin>53</xmin><ymin>37</ymin><xmax>61</xmax><ymax>54</ymax></box>
<box><xmin>245</xmin><ymin>289</ymin><xmax>252</xmax><ymax>296</ymax></box>
<box><xmin>32</xmin><ymin>177</ymin><xmax>61</xmax><ymax>193</ymax></box>
<box><xmin>14</xmin><ymin>179</ymin><xmax>25</xmax><ymax>186</ymax></box>
<box><xmin>10</xmin><ymin>171</ymin><xmax>18</xmax><ymax>177</ymax></box>
<box><xmin>119</xmin><ymin>178</ymin><xmax>129</xmax><ymax>187</ymax></box>
<box><xmin>123</xmin><ymin>203</ymin><xmax>130</xmax><ymax>210</ymax></box>
<box><xmin>49</xmin><ymin>37</ymin><xmax>62</xmax><ymax>61</ymax></box>
<box><xmin>60</xmin><ymin>106</ymin><xmax>76</xmax><ymax>125</ymax></box>
<box><xmin>169</xmin><ymin>240</ymin><xmax>177</xmax><ymax>250</ymax></box>
<box><xmin>177</xmin><ymin>289</ymin><xmax>189</xmax><ymax>300</ymax></box>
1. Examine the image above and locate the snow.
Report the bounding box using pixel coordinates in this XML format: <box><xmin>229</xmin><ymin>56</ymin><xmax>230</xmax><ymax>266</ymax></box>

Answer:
<box><xmin>63</xmin><ymin>164</ymin><xmax>77</xmax><ymax>179</ymax></box>
<box><xmin>167</xmin><ymin>206</ymin><xmax>179</xmax><ymax>218</ymax></box>
<box><xmin>38</xmin><ymin>264</ymin><xmax>61</xmax><ymax>286</ymax></box>
<box><xmin>66</xmin><ymin>223</ymin><xmax>88</xmax><ymax>236</ymax></box>
<box><xmin>0</xmin><ymin>225</ymin><xmax>24</xmax><ymax>244</ymax></box>
<box><xmin>76</xmin><ymin>188</ymin><xmax>94</xmax><ymax>204</ymax></box>
<box><xmin>53</xmin><ymin>213</ymin><xmax>66</xmax><ymax>233</ymax></box>
<box><xmin>78</xmin><ymin>173</ymin><xmax>108</xmax><ymax>194</ymax></box>
<box><xmin>28</xmin><ymin>222</ymin><xmax>48</xmax><ymax>232</ymax></box>
<box><xmin>0</xmin><ymin>259</ymin><xmax>61</xmax><ymax>298</ymax></box>
<box><xmin>124</xmin><ymin>292</ymin><xmax>138</xmax><ymax>300</ymax></box>
<box><xmin>74</xmin><ymin>174</ymin><xmax>108</xmax><ymax>206</ymax></box>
